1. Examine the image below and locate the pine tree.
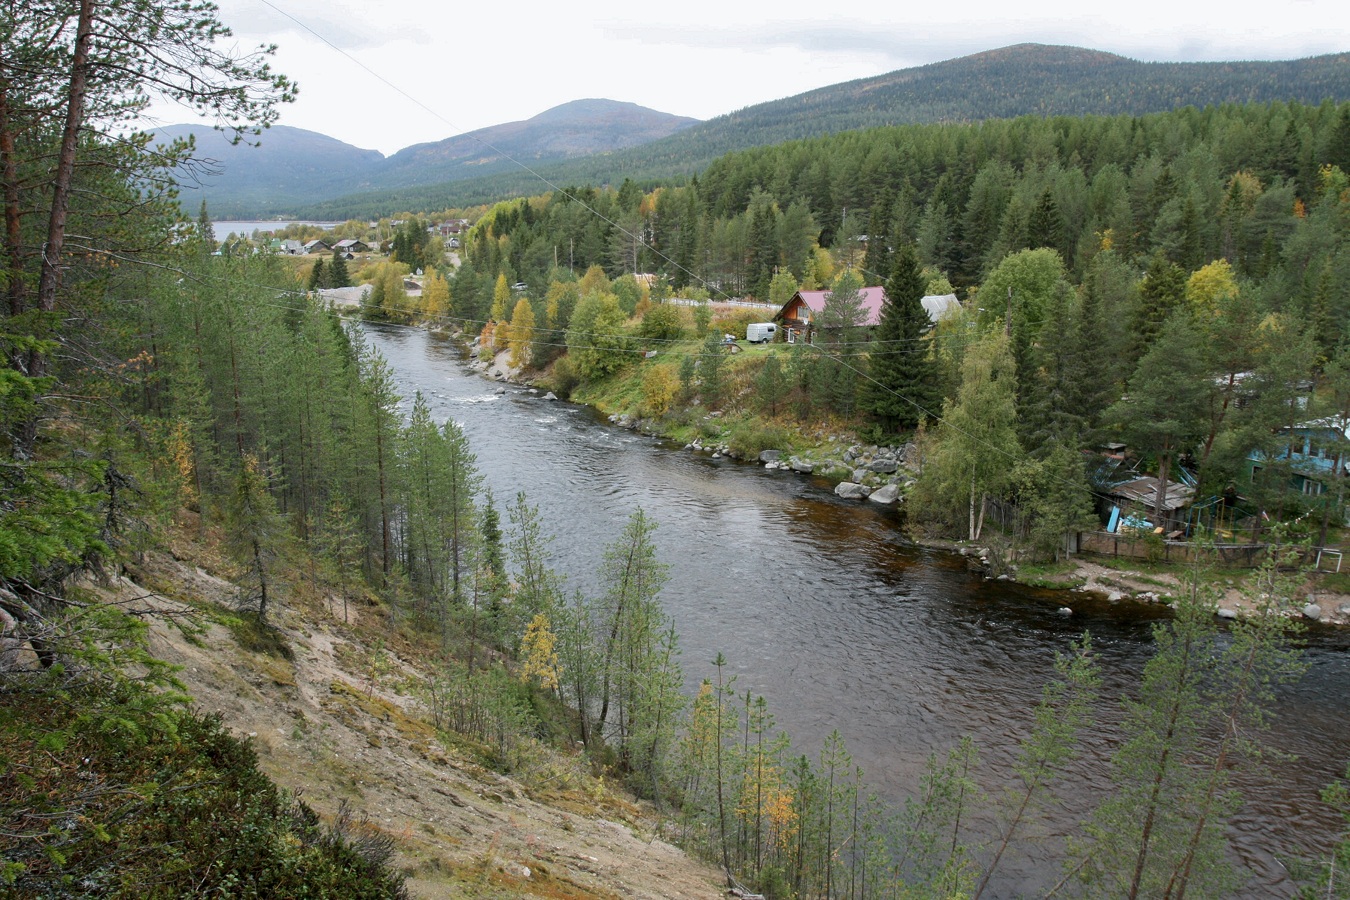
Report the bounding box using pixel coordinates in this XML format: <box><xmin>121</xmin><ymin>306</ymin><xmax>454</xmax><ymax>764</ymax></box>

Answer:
<box><xmin>1075</xmin><ymin>545</ymin><xmax>1305</xmax><ymax>899</ymax></box>
<box><xmin>861</xmin><ymin>244</ymin><xmax>940</xmax><ymax>432</ymax></box>
<box><xmin>699</xmin><ymin>332</ymin><xmax>728</xmax><ymax>408</ymax></box>
<box><xmin>1105</xmin><ymin>315</ymin><xmax>1209</xmax><ymax>523</ymax></box>
<box><xmin>974</xmin><ymin>636</ymin><xmax>1099</xmax><ymax>899</ymax></box>
<box><xmin>225</xmin><ymin>453</ymin><xmax>285</xmax><ymax>626</ymax></box>
<box><xmin>814</xmin><ymin>269</ymin><xmax>868</xmax><ymax>415</ymax></box>
<box><xmin>593</xmin><ymin>509</ymin><xmax>672</xmax><ymax>770</ymax></box>
<box><xmin>1130</xmin><ymin>251</ymin><xmax>1187</xmax><ymax>365</ymax></box>
<box><xmin>328</xmin><ymin>250</ymin><xmax>351</xmax><ymax>288</ymax></box>
<box><xmin>1027</xmin><ymin>187</ymin><xmax>1065</xmax><ymax>257</ymax></box>
<box><xmin>754</xmin><ymin>353</ymin><xmax>790</xmax><ymax>418</ymax></box>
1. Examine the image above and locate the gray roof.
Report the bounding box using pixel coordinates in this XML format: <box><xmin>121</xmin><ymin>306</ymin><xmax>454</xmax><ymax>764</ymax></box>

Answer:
<box><xmin>1109</xmin><ymin>476</ymin><xmax>1196</xmax><ymax>512</ymax></box>
<box><xmin>921</xmin><ymin>294</ymin><xmax>961</xmax><ymax>323</ymax></box>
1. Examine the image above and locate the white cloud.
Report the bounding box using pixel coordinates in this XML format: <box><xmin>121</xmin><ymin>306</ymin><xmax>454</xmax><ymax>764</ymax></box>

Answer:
<box><xmin>131</xmin><ymin>0</ymin><xmax>1349</xmax><ymax>156</ymax></box>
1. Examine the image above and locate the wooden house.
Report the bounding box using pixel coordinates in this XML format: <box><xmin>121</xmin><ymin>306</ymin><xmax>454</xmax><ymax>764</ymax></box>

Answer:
<box><xmin>1248</xmin><ymin>416</ymin><xmax>1350</xmax><ymax>498</ymax></box>
<box><xmin>774</xmin><ymin>288</ymin><xmax>962</xmax><ymax>344</ymax></box>
<box><xmin>333</xmin><ymin>238</ymin><xmax>369</xmax><ymax>254</ymax></box>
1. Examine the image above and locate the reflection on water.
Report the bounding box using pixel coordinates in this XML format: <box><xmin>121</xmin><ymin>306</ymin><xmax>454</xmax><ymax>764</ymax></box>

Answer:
<box><xmin>365</xmin><ymin>324</ymin><xmax>1350</xmax><ymax>898</ymax></box>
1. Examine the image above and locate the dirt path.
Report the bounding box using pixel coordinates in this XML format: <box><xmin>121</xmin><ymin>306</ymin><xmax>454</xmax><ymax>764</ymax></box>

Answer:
<box><xmin>1064</xmin><ymin>558</ymin><xmax>1350</xmax><ymax>625</ymax></box>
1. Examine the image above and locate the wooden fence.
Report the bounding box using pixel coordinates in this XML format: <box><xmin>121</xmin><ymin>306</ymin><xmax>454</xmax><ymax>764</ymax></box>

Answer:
<box><xmin>1078</xmin><ymin>532</ymin><xmax>1266</xmax><ymax>567</ymax></box>
<box><xmin>1078</xmin><ymin>532</ymin><xmax>1344</xmax><ymax>572</ymax></box>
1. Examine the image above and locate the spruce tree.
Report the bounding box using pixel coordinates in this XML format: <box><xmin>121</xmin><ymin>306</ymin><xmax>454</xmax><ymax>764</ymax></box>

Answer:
<box><xmin>1026</xmin><ymin>187</ymin><xmax>1065</xmax><ymax>256</ymax></box>
<box><xmin>861</xmin><ymin>244</ymin><xmax>940</xmax><ymax>432</ymax></box>
<box><xmin>307</xmin><ymin>257</ymin><xmax>326</xmax><ymax>291</ymax></box>
<box><xmin>328</xmin><ymin>249</ymin><xmax>351</xmax><ymax>288</ymax></box>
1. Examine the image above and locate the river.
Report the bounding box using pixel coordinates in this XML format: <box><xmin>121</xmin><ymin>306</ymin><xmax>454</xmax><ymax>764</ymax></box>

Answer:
<box><xmin>363</xmin><ymin>323</ymin><xmax>1350</xmax><ymax>898</ymax></box>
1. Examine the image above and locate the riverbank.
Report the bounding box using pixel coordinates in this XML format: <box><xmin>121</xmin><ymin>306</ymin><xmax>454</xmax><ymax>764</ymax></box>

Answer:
<box><xmin>464</xmin><ymin>341</ymin><xmax>1350</xmax><ymax>629</ymax></box>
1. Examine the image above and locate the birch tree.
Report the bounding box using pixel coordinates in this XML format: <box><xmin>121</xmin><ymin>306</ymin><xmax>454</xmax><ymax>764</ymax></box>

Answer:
<box><xmin>917</xmin><ymin>327</ymin><xmax>1022</xmax><ymax>540</ymax></box>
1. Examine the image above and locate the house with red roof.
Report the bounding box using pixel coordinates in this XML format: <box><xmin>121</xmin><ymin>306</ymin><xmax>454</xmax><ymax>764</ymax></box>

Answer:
<box><xmin>774</xmin><ymin>287</ymin><xmax>960</xmax><ymax>343</ymax></box>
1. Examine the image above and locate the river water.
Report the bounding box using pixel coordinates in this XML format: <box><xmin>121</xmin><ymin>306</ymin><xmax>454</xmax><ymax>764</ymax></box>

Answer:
<box><xmin>363</xmin><ymin>323</ymin><xmax>1350</xmax><ymax>898</ymax></box>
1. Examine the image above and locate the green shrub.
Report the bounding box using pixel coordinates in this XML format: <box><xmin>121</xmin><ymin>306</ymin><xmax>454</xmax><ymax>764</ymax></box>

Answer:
<box><xmin>0</xmin><ymin>684</ymin><xmax>408</xmax><ymax>898</ymax></box>
<box><xmin>711</xmin><ymin>308</ymin><xmax>765</xmax><ymax>340</ymax></box>
<box><xmin>637</xmin><ymin>303</ymin><xmax>687</xmax><ymax>342</ymax></box>
<box><xmin>726</xmin><ymin>419</ymin><xmax>792</xmax><ymax>459</ymax></box>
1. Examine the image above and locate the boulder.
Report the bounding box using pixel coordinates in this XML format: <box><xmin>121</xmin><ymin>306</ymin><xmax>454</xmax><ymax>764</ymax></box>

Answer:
<box><xmin>834</xmin><ymin>482</ymin><xmax>870</xmax><ymax>500</ymax></box>
<box><xmin>868</xmin><ymin>459</ymin><xmax>899</xmax><ymax>474</ymax></box>
<box><xmin>759</xmin><ymin>450</ymin><xmax>783</xmax><ymax>463</ymax></box>
<box><xmin>543</xmin><ymin>392</ymin><xmax>557</xmax><ymax>401</ymax></box>
<box><xmin>1303</xmin><ymin>603</ymin><xmax>1323</xmax><ymax>621</ymax></box>
<box><xmin>900</xmin><ymin>442</ymin><xmax>922</xmax><ymax>469</ymax></box>
<box><xmin>867</xmin><ymin>484</ymin><xmax>901</xmax><ymax>504</ymax></box>
<box><xmin>790</xmin><ymin>458</ymin><xmax>815</xmax><ymax>474</ymax></box>
<box><xmin>1216</xmin><ymin>608</ymin><xmax>1239</xmax><ymax>620</ymax></box>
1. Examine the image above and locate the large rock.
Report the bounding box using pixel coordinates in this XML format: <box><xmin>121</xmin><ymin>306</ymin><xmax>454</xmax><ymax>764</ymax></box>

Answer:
<box><xmin>867</xmin><ymin>483</ymin><xmax>901</xmax><ymax>504</ymax></box>
<box><xmin>1303</xmin><ymin>603</ymin><xmax>1323</xmax><ymax>621</ymax></box>
<box><xmin>834</xmin><ymin>482</ymin><xmax>870</xmax><ymax>500</ymax></box>
<box><xmin>901</xmin><ymin>442</ymin><xmax>922</xmax><ymax>470</ymax></box>
<box><xmin>790</xmin><ymin>458</ymin><xmax>815</xmax><ymax>474</ymax></box>
<box><xmin>868</xmin><ymin>459</ymin><xmax>898</xmax><ymax>474</ymax></box>
<box><xmin>759</xmin><ymin>450</ymin><xmax>783</xmax><ymax>463</ymax></box>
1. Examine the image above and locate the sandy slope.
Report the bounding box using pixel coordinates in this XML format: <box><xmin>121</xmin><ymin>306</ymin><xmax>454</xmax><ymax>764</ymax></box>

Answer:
<box><xmin>102</xmin><ymin>548</ymin><xmax>724</xmax><ymax>899</ymax></box>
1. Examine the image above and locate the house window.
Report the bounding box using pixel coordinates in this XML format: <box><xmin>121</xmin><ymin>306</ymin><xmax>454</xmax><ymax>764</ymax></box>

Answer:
<box><xmin>1303</xmin><ymin>479</ymin><xmax>1325</xmax><ymax>496</ymax></box>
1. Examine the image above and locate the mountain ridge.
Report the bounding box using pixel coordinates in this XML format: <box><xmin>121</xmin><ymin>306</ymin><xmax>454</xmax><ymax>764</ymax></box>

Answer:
<box><xmin>167</xmin><ymin>43</ymin><xmax>1350</xmax><ymax>218</ymax></box>
<box><xmin>163</xmin><ymin>98</ymin><xmax>697</xmax><ymax>217</ymax></box>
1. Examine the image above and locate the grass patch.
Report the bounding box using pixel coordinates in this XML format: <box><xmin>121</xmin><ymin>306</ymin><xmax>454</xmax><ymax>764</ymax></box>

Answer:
<box><xmin>1313</xmin><ymin>570</ymin><xmax>1350</xmax><ymax>594</ymax></box>
<box><xmin>220</xmin><ymin>608</ymin><xmax>294</xmax><ymax>659</ymax></box>
<box><xmin>1015</xmin><ymin>560</ymin><xmax>1085</xmax><ymax>589</ymax></box>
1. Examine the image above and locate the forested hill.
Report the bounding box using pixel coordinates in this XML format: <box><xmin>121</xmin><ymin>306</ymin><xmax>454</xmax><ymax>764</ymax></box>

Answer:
<box><xmin>700</xmin><ymin>44</ymin><xmax>1350</xmax><ymax>147</ymax></box>
<box><xmin>304</xmin><ymin>43</ymin><xmax>1350</xmax><ymax>217</ymax></box>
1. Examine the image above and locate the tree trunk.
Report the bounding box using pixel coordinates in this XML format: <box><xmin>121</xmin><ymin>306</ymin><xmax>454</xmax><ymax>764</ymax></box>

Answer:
<box><xmin>1</xmin><ymin>85</ymin><xmax>27</xmax><ymax>318</ymax></box>
<box><xmin>1155</xmin><ymin>452</ymin><xmax>1172</xmax><ymax>525</ymax></box>
<box><xmin>36</xmin><ymin>0</ymin><xmax>94</xmax><ymax>317</ymax></box>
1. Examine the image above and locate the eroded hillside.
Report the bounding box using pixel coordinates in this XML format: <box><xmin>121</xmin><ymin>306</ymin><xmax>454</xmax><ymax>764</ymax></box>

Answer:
<box><xmin>110</xmin><ymin>527</ymin><xmax>723</xmax><ymax>900</ymax></box>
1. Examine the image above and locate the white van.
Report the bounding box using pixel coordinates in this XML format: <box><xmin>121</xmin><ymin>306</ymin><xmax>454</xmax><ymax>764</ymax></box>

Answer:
<box><xmin>746</xmin><ymin>322</ymin><xmax>778</xmax><ymax>343</ymax></box>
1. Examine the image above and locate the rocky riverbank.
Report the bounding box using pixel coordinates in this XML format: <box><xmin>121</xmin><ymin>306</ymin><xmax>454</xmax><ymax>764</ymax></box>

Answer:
<box><xmin>466</xmin><ymin>344</ymin><xmax>1350</xmax><ymax>627</ymax></box>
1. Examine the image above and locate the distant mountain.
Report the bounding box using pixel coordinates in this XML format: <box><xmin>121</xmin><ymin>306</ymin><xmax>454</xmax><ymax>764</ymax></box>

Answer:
<box><xmin>160</xmin><ymin>100</ymin><xmax>697</xmax><ymax>217</ymax></box>
<box><xmin>302</xmin><ymin>43</ymin><xmax>1350</xmax><ymax>218</ymax></box>
<box><xmin>372</xmin><ymin>99</ymin><xmax>698</xmax><ymax>189</ymax></box>
<box><xmin>155</xmin><ymin>124</ymin><xmax>385</xmax><ymax>218</ymax></box>
<box><xmin>683</xmin><ymin>43</ymin><xmax>1350</xmax><ymax>148</ymax></box>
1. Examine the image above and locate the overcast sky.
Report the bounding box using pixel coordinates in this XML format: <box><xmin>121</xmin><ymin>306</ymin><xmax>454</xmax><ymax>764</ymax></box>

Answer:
<box><xmin>144</xmin><ymin>0</ymin><xmax>1349</xmax><ymax>157</ymax></box>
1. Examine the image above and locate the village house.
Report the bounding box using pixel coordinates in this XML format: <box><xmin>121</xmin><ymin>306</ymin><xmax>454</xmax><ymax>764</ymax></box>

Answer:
<box><xmin>774</xmin><ymin>289</ymin><xmax>961</xmax><ymax>344</ymax></box>
<box><xmin>1248</xmin><ymin>415</ymin><xmax>1350</xmax><ymax>500</ymax></box>
<box><xmin>332</xmin><ymin>238</ymin><xmax>370</xmax><ymax>255</ymax></box>
<box><xmin>303</xmin><ymin>239</ymin><xmax>332</xmax><ymax>254</ymax></box>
